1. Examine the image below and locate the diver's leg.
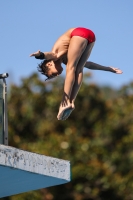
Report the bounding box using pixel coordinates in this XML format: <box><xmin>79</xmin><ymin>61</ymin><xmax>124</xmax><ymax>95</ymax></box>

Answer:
<box><xmin>61</xmin><ymin>42</ymin><xmax>95</xmax><ymax>120</ymax></box>
<box><xmin>57</xmin><ymin>36</ymin><xmax>88</xmax><ymax>120</ymax></box>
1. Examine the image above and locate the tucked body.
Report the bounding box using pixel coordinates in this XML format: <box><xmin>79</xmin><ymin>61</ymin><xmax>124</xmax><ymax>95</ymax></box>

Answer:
<box><xmin>30</xmin><ymin>27</ymin><xmax>122</xmax><ymax>120</ymax></box>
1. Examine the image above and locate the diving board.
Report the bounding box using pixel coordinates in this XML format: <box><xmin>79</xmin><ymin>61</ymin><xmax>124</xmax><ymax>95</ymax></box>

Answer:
<box><xmin>0</xmin><ymin>144</ymin><xmax>70</xmax><ymax>198</ymax></box>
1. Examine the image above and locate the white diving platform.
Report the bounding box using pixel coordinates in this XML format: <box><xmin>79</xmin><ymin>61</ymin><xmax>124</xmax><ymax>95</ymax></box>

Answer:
<box><xmin>0</xmin><ymin>144</ymin><xmax>71</xmax><ymax>198</ymax></box>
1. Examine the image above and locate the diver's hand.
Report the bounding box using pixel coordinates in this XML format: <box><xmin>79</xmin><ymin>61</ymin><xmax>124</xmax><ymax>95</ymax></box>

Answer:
<box><xmin>110</xmin><ymin>67</ymin><xmax>123</xmax><ymax>74</ymax></box>
<box><xmin>30</xmin><ymin>50</ymin><xmax>41</xmax><ymax>57</ymax></box>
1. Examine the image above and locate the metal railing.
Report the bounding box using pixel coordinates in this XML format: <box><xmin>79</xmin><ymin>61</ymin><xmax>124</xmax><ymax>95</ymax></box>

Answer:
<box><xmin>0</xmin><ymin>73</ymin><xmax>9</xmax><ymax>145</ymax></box>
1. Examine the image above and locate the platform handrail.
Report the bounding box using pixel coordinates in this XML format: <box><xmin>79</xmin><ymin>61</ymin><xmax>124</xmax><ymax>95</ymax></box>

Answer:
<box><xmin>0</xmin><ymin>73</ymin><xmax>9</xmax><ymax>145</ymax></box>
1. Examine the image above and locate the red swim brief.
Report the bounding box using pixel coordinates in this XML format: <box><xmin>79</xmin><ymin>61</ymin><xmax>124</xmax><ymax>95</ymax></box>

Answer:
<box><xmin>70</xmin><ymin>27</ymin><xmax>96</xmax><ymax>43</ymax></box>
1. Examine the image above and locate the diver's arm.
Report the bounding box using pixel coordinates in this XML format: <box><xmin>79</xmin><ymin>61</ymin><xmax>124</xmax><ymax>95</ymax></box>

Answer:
<box><xmin>85</xmin><ymin>61</ymin><xmax>123</xmax><ymax>74</ymax></box>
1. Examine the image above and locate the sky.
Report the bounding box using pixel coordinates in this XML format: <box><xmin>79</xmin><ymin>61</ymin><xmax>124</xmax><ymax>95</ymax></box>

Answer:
<box><xmin>0</xmin><ymin>1</ymin><xmax>133</xmax><ymax>89</ymax></box>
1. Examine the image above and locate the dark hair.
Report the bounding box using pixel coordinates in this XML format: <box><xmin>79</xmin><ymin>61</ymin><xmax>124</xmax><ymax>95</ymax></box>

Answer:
<box><xmin>37</xmin><ymin>60</ymin><xmax>50</xmax><ymax>77</ymax></box>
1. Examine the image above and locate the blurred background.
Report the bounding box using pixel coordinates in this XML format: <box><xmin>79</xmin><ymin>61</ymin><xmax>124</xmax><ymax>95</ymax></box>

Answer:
<box><xmin>1</xmin><ymin>1</ymin><xmax>133</xmax><ymax>200</ymax></box>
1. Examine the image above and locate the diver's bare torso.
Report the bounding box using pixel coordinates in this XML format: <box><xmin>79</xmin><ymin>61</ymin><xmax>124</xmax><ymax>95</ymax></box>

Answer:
<box><xmin>51</xmin><ymin>28</ymin><xmax>75</xmax><ymax>61</ymax></box>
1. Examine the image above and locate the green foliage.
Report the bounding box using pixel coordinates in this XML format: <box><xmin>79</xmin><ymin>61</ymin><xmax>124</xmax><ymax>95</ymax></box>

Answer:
<box><xmin>2</xmin><ymin>73</ymin><xmax>133</xmax><ymax>200</ymax></box>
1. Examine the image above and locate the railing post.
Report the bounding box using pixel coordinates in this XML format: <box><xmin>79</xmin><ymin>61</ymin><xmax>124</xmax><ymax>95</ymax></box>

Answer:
<box><xmin>0</xmin><ymin>73</ymin><xmax>9</xmax><ymax>145</ymax></box>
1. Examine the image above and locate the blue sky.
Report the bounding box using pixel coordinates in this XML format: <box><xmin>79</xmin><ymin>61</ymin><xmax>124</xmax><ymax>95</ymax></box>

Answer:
<box><xmin>0</xmin><ymin>1</ymin><xmax>133</xmax><ymax>88</ymax></box>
